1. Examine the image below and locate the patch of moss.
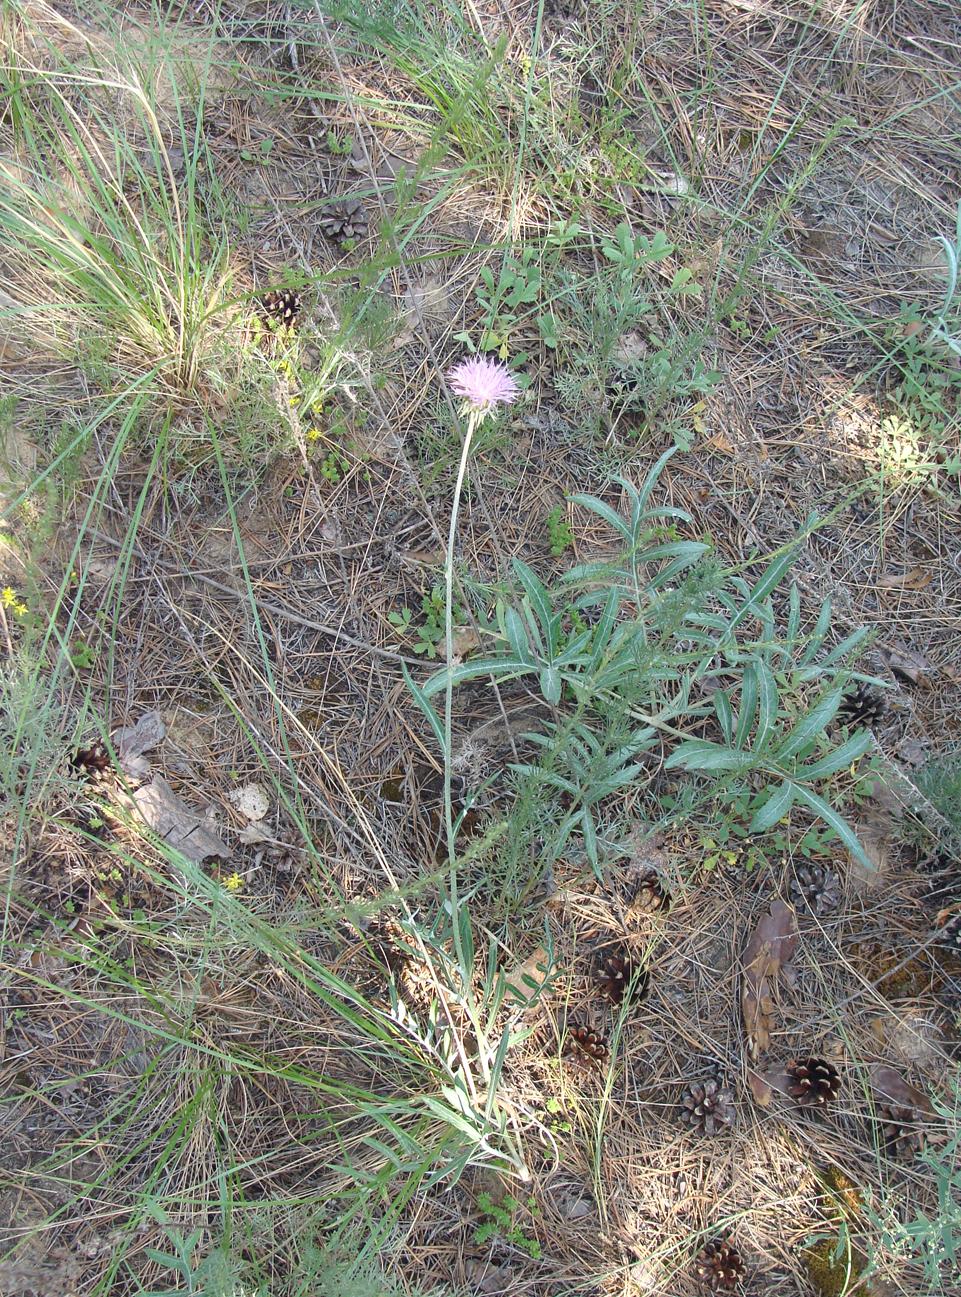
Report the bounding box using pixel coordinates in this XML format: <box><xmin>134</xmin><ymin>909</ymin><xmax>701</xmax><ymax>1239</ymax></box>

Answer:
<box><xmin>802</xmin><ymin>1238</ymin><xmax>873</xmax><ymax>1297</ymax></box>
<box><xmin>816</xmin><ymin>1165</ymin><xmax>865</xmax><ymax>1217</ymax></box>
<box><xmin>850</xmin><ymin>941</ymin><xmax>934</xmax><ymax>999</ymax></box>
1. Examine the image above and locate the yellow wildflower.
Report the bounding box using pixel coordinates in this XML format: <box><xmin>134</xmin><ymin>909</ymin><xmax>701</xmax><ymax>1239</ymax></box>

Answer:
<box><xmin>1</xmin><ymin>587</ymin><xmax>28</xmax><ymax>617</ymax></box>
<box><xmin>306</xmin><ymin>427</ymin><xmax>322</xmax><ymax>442</ymax></box>
<box><xmin>222</xmin><ymin>871</ymin><xmax>244</xmax><ymax>893</ymax></box>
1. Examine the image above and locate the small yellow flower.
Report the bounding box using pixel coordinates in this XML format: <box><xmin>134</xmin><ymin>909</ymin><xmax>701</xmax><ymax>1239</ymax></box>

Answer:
<box><xmin>222</xmin><ymin>871</ymin><xmax>244</xmax><ymax>893</ymax></box>
<box><xmin>306</xmin><ymin>427</ymin><xmax>322</xmax><ymax>442</ymax></box>
<box><xmin>1</xmin><ymin>586</ymin><xmax>27</xmax><ymax>616</ymax></box>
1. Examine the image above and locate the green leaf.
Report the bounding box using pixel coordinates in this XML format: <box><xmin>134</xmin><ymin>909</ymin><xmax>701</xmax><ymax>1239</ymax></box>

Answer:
<box><xmin>503</xmin><ymin>606</ymin><xmax>534</xmax><ymax>665</ymax></box>
<box><xmin>586</xmin><ymin>587</ymin><xmax>621</xmax><ymax>673</ymax></box>
<box><xmin>786</xmin><ymin>582</ymin><xmax>801</xmax><ymax>644</ymax></box>
<box><xmin>539</xmin><ymin>666</ymin><xmax>561</xmax><ymax>704</ymax></box>
<box><xmin>749</xmin><ymin>781</ymin><xmax>796</xmax><ymax>833</ymax></box>
<box><xmin>791</xmin><ymin>783</ymin><xmax>874</xmax><ymax>871</ymax></box>
<box><xmin>403</xmin><ymin>665</ymin><xmax>446</xmax><ymax>752</ymax></box>
<box><xmin>513</xmin><ymin>560</ymin><xmax>556</xmax><ymax>649</ymax></box>
<box><xmin>799</xmin><ymin>597</ymin><xmax>833</xmax><ymax>665</ymax></box>
<box><xmin>665</xmin><ymin>740</ymin><xmax>757</xmax><ymax>773</ymax></box>
<box><xmin>798</xmin><ymin>728</ymin><xmax>873</xmax><ymax>780</ymax></box>
<box><xmin>569</xmin><ymin>492</ymin><xmax>632</xmax><ymax>543</ymax></box>
<box><xmin>735</xmin><ymin>665</ymin><xmax>759</xmax><ymax>748</ymax></box>
<box><xmin>713</xmin><ymin>689</ymin><xmax>734</xmax><ymax>744</ymax></box>
<box><xmin>755</xmin><ymin>661</ymin><xmax>779</xmax><ymax>750</ymax></box>
<box><xmin>421</xmin><ymin>656</ymin><xmax>534</xmax><ymax>696</ymax></box>
<box><xmin>774</xmin><ymin>689</ymin><xmax>843</xmax><ymax>762</ymax></box>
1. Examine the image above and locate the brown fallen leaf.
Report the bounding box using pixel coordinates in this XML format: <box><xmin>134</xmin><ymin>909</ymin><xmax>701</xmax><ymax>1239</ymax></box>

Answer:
<box><xmin>438</xmin><ymin>626</ymin><xmax>482</xmax><ymax>663</ymax></box>
<box><xmin>112</xmin><ymin>710</ymin><xmax>165</xmax><ymax>779</ymax></box>
<box><xmin>869</xmin><ymin>1064</ymin><xmax>936</xmax><ymax>1118</ymax></box>
<box><xmin>877</xmin><ymin>566</ymin><xmax>932</xmax><ymax>591</ymax></box>
<box><xmin>741</xmin><ymin>900</ymin><xmax>798</xmax><ymax>1062</ymax></box>
<box><xmin>128</xmin><ymin>776</ymin><xmax>230</xmax><ymax>863</ymax></box>
<box><xmin>503</xmin><ymin>945</ymin><xmax>553</xmax><ymax>1009</ymax></box>
<box><xmin>880</xmin><ymin>643</ymin><xmax>931</xmax><ymax>687</ymax></box>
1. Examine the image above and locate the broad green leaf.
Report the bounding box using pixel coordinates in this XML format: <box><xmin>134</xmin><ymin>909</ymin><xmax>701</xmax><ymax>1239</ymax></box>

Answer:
<box><xmin>735</xmin><ymin>665</ymin><xmax>759</xmax><ymax>748</ymax></box>
<box><xmin>798</xmin><ymin>728</ymin><xmax>873</xmax><ymax>780</ymax></box>
<box><xmin>755</xmin><ymin>660</ymin><xmax>779</xmax><ymax>750</ymax></box>
<box><xmin>713</xmin><ymin>689</ymin><xmax>734</xmax><ymax>744</ymax></box>
<box><xmin>775</xmin><ymin>689</ymin><xmax>843</xmax><ymax>762</ymax></box>
<box><xmin>503</xmin><ymin>606</ymin><xmax>534</xmax><ymax>665</ymax></box>
<box><xmin>635</xmin><ymin>447</ymin><xmax>677</xmax><ymax>512</ymax></box>
<box><xmin>792</xmin><ymin>783</ymin><xmax>874</xmax><ymax>871</ymax></box>
<box><xmin>586</xmin><ymin>587</ymin><xmax>621</xmax><ymax>673</ymax></box>
<box><xmin>821</xmin><ymin>626</ymin><xmax>872</xmax><ymax>666</ymax></box>
<box><xmin>665</xmin><ymin>740</ymin><xmax>757</xmax><ymax>773</ymax></box>
<box><xmin>422</xmin><ymin>656</ymin><xmax>533</xmax><ymax>696</ymax></box>
<box><xmin>749</xmin><ymin>780</ymin><xmax>796</xmax><ymax>833</ymax></box>
<box><xmin>539</xmin><ymin>665</ymin><xmax>561</xmax><ymax>704</ymax></box>
<box><xmin>403</xmin><ymin>665</ymin><xmax>446</xmax><ymax>751</ymax></box>
<box><xmin>513</xmin><ymin>559</ymin><xmax>557</xmax><ymax>650</ymax></box>
<box><xmin>799</xmin><ymin>597</ymin><xmax>833</xmax><ymax>665</ymax></box>
<box><xmin>569</xmin><ymin>492</ymin><xmax>632</xmax><ymax>543</ymax></box>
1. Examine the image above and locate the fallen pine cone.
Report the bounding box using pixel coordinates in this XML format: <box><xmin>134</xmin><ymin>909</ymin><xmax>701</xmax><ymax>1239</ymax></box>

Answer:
<box><xmin>696</xmin><ymin>1237</ymin><xmax>745</xmax><ymax>1291</ymax></box>
<box><xmin>786</xmin><ymin>1056</ymin><xmax>842</xmax><ymax>1109</ymax></box>
<box><xmin>564</xmin><ymin>1023</ymin><xmax>608</xmax><ymax>1064</ymax></box>
<box><xmin>593</xmin><ymin>941</ymin><xmax>649</xmax><ymax>1005</ymax></box>
<box><xmin>679</xmin><ymin>1077</ymin><xmax>735</xmax><ymax>1136</ymax></box>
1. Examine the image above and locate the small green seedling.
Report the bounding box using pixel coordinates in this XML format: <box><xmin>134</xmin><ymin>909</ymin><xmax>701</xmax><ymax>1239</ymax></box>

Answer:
<box><xmin>546</xmin><ymin>504</ymin><xmax>574</xmax><ymax>557</ymax></box>
<box><xmin>69</xmin><ymin>639</ymin><xmax>96</xmax><ymax>669</ymax></box>
<box><xmin>473</xmin><ymin>1193</ymin><xmax>541</xmax><ymax>1259</ymax></box>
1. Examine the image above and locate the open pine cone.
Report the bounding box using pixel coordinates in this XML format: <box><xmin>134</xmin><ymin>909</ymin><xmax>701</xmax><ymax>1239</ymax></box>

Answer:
<box><xmin>837</xmin><ymin>681</ymin><xmax>886</xmax><ymax>729</ymax></box>
<box><xmin>564</xmin><ymin>1023</ymin><xmax>608</xmax><ymax>1063</ymax></box>
<box><xmin>626</xmin><ymin>867</ymin><xmax>672</xmax><ymax>916</ymax></box>
<box><xmin>789</xmin><ymin>861</ymin><xmax>841</xmax><ymax>915</ymax></box>
<box><xmin>695</xmin><ymin>1237</ymin><xmax>745</xmax><ymax>1291</ymax></box>
<box><xmin>786</xmin><ymin>1056</ymin><xmax>842</xmax><ymax>1109</ymax></box>
<box><xmin>259</xmin><ymin>287</ymin><xmax>301</xmax><ymax>329</ymax></box>
<box><xmin>876</xmin><ymin>1101</ymin><xmax>925</xmax><ymax>1161</ymax></box>
<box><xmin>593</xmin><ymin>941</ymin><xmax>649</xmax><ymax>1005</ymax></box>
<box><xmin>680</xmin><ymin>1077</ymin><xmax>735</xmax><ymax>1136</ymax></box>
<box><xmin>69</xmin><ymin>741</ymin><xmax>112</xmax><ymax>783</ymax></box>
<box><xmin>320</xmin><ymin>197</ymin><xmax>368</xmax><ymax>244</ymax></box>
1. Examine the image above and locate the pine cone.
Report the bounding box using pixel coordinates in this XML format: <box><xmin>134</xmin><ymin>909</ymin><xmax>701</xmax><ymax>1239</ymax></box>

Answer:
<box><xmin>789</xmin><ymin>861</ymin><xmax>841</xmax><ymax>915</ymax></box>
<box><xmin>837</xmin><ymin>681</ymin><xmax>886</xmax><ymax>729</ymax></box>
<box><xmin>69</xmin><ymin>741</ymin><xmax>112</xmax><ymax>782</ymax></box>
<box><xmin>680</xmin><ymin>1077</ymin><xmax>735</xmax><ymax>1136</ymax></box>
<box><xmin>936</xmin><ymin>912</ymin><xmax>961</xmax><ymax>954</ymax></box>
<box><xmin>626</xmin><ymin>867</ymin><xmax>671</xmax><ymax>916</ymax></box>
<box><xmin>259</xmin><ymin>288</ymin><xmax>301</xmax><ymax>329</ymax></box>
<box><xmin>320</xmin><ymin>198</ymin><xmax>367</xmax><ymax>245</ymax></box>
<box><xmin>786</xmin><ymin>1057</ymin><xmax>842</xmax><ymax>1109</ymax></box>
<box><xmin>564</xmin><ymin>1023</ymin><xmax>608</xmax><ymax>1063</ymax></box>
<box><xmin>876</xmin><ymin>1102</ymin><xmax>924</xmax><ymax>1161</ymax></box>
<box><xmin>695</xmin><ymin>1238</ymin><xmax>745</xmax><ymax>1291</ymax></box>
<box><xmin>593</xmin><ymin>941</ymin><xmax>649</xmax><ymax>1005</ymax></box>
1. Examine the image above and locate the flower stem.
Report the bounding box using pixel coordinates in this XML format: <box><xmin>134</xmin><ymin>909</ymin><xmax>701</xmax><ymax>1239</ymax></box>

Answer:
<box><xmin>443</xmin><ymin>408</ymin><xmax>480</xmax><ymax>963</ymax></box>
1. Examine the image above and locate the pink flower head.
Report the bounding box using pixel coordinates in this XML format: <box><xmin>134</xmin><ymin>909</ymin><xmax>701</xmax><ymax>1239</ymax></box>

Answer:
<box><xmin>446</xmin><ymin>355</ymin><xmax>520</xmax><ymax>415</ymax></box>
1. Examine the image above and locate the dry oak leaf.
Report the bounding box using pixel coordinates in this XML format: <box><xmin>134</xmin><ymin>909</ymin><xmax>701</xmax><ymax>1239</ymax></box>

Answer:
<box><xmin>127</xmin><ymin>776</ymin><xmax>230</xmax><ymax>863</ymax></box>
<box><xmin>112</xmin><ymin>709</ymin><xmax>166</xmax><ymax>779</ymax></box>
<box><xmin>741</xmin><ymin>899</ymin><xmax>798</xmax><ymax>1064</ymax></box>
<box><xmin>869</xmin><ymin>1064</ymin><xmax>936</xmax><ymax>1119</ymax></box>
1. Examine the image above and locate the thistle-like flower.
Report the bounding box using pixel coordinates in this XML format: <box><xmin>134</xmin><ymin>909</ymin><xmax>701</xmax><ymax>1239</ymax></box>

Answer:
<box><xmin>446</xmin><ymin>355</ymin><xmax>520</xmax><ymax>416</ymax></box>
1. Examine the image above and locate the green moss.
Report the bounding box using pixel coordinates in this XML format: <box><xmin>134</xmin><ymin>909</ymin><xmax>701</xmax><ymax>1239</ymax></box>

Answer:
<box><xmin>802</xmin><ymin>1238</ymin><xmax>873</xmax><ymax>1297</ymax></box>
